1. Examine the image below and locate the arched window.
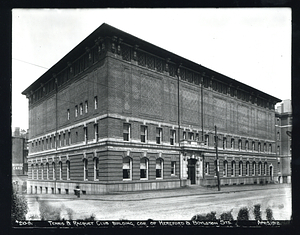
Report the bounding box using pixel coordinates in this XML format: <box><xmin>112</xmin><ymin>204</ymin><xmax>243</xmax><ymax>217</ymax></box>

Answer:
<box><xmin>83</xmin><ymin>158</ymin><xmax>88</xmax><ymax>181</ymax></box>
<box><xmin>30</xmin><ymin>164</ymin><xmax>34</xmax><ymax>179</ymax></box>
<box><xmin>36</xmin><ymin>164</ymin><xmax>39</xmax><ymax>179</ymax></box>
<box><xmin>52</xmin><ymin>162</ymin><xmax>56</xmax><ymax>180</ymax></box>
<box><xmin>258</xmin><ymin>143</ymin><xmax>261</xmax><ymax>152</ymax></box>
<box><xmin>252</xmin><ymin>141</ymin><xmax>255</xmax><ymax>151</ymax></box>
<box><xmin>252</xmin><ymin>162</ymin><xmax>256</xmax><ymax>175</ymax></box>
<box><xmin>239</xmin><ymin>161</ymin><xmax>243</xmax><ymax>176</ymax></box>
<box><xmin>94</xmin><ymin>158</ymin><xmax>99</xmax><ymax>181</ymax></box>
<box><xmin>140</xmin><ymin>158</ymin><xmax>148</xmax><ymax>180</ymax></box>
<box><xmin>238</xmin><ymin>140</ymin><xmax>242</xmax><ymax>151</ymax></box>
<box><xmin>223</xmin><ymin>160</ymin><xmax>228</xmax><ymax>177</ymax></box>
<box><xmin>264</xmin><ymin>162</ymin><xmax>268</xmax><ymax>175</ymax></box>
<box><xmin>246</xmin><ymin>161</ymin><xmax>250</xmax><ymax>176</ymax></box>
<box><xmin>123</xmin><ymin>157</ymin><xmax>132</xmax><ymax>180</ymax></box>
<box><xmin>245</xmin><ymin>141</ymin><xmax>249</xmax><ymax>151</ymax></box>
<box><xmin>258</xmin><ymin>162</ymin><xmax>262</xmax><ymax>175</ymax></box>
<box><xmin>231</xmin><ymin>138</ymin><xmax>235</xmax><ymax>149</ymax></box>
<box><xmin>46</xmin><ymin>162</ymin><xmax>49</xmax><ymax>179</ymax></box>
<box><xmin>156</xmin><ymin>158</ymin><xmax>163</xmax><ymax>179</ymax></box>
<box><xmin>59</xmin><ymin>161</ymin><xmax>63</xmax><ymax>180</ymax></box>
<box><xmin>41</xmin><ymin>163</ymin><xmax>44</xmax><ymax>180</ymax></box>
<box><xmin>66</xmin><ymin>160</ymin><xmax>70</xmax><ymax>180</ymax></box>
<box><xmin>263</xmin><ymin>143</ymin><xmax>267</xmax><ymax>152</ymax></box>
<box><xmin>269</xmin><ymin>144</ymin><xmax>272</xmax><ymax>153</ymax></box>
<box><xmin>231</xmin><ymin>161</ymin><xmax>236</xmax><ymax>176</ymax></box>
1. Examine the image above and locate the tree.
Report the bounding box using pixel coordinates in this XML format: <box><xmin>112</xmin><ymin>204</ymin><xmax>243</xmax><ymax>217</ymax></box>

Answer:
<box><xmin>11</xmin><ymin>191</ymin><xmax>28</xmax><ymax>222</ymax></box>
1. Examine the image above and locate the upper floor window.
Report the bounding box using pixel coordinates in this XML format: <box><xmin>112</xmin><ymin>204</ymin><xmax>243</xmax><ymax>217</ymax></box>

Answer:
<box><xmin>123</xmin><ymin>123</ymin><xmax>131</xmax><ymax>141</ymax></box>
<box><xmin>52</xmin><ymin>162</ymin><xmax>56</xmax><ymax>180</ymax></box>
<box><xmin>94</xmin><ymin>158</ymin><xmax>99</xmax><ymax>181</ymax></box>
<box><xmin>75</xmin><ymin>105</ymin><xmax>78</xmax><ymax>117</ymax></box>
<box><xmin>67</xmin><ymin>109</ymin><xmax>70</xmax><ymax>120</ymax></box>
<box><xmin>59</xmin><ymin>161</ymin><xmax>63</xmax><ymax>180</ymax></box>
<box><xmin>258</xmin><ymin>143</ymin><xmax>261</xmax><ymax>152</ymax></box>
<box><xmin>258</xmin><ymin>162</ymin><xmax>262</xmax><ymax>175</ymax></box>
<box><xmin>188</xmin><ymin>132</ymin><xmax>194</xmax><ymax>140</ymax></box>
<box><xmin>156</xmin><ymin>128</ymin><xmax>162</xmax><ymax>144</ymax></box>
<box><xmin>245</xmin><ymin>141</ymin><xmax>249</xmax><ymax>151</ymax></box>
<box><xmin>170</xmin><ymin>130</ymin><xmax>176</xmax><ymax>145</ymax></box>
<box><xmin>238</xmin><ymin>140</ymin><xmax>242</xmax><ymax>151</ymax></box>
<box><xmin>264</xmin><ymin>143</ymin><xmax>267</xmax><ymax>152</ymax></box>
<box><xmin>269</xmin><ymin>144</ymin><xmax>272</xmax><ymax>153</ymax></box>
<box><xmin>277</xmin><ymin>146</ymin><xmax>280</xmax><ymax>154</ymax></box>
<box><xmin>264</xmin><ymin>162</ymin><xmax>268</xmax><ymax>175</ymax></box>
<box><xmin>252</xmin><ymin>162</ymin><xmax>256</xmax><ymax>175</ymax></box>
<box><xmin>205</xmin><ymin>134</ymin><xmax>209</xmax><ymax>146</ymax></box>
<box><xmin>94</xmin><ymin>124</ymin><xmax>99</xmax><ymax>141</ymax></box>
<box><xmin>252</xmin><ymin>141</ymin><xmax>255</xmax><ymax>151</ymax></box>
<box><xmin>94</xmin><ymin>96</ymin><xmax>98</xmax><ymax>109</ymax></box>
<box><xmin>84</xmin><ymin>127</ymin><xmax>88</xmax><ymax>144</ymax></box>
<box><xmin>85</xmin><ymin>101</ymin><xmax>88</xmax><ymax>113</ymax></box>
<box><xmin>223</xmin><ymin>137</ymin><xmax>227</xmax><ymax>149</ymax></box>
<box><xmin>141</xmin><ymin>125</ymin><xmax>147</xmax><ymax>143</ymax></box>
<box><xmin>277</xmin><ymin>132</ymin><xmax>280</xmax><ymax>141</ymax></box>
<box><xmin>80</xmin><ymin>103</ymin><xmax>83</xmax><ymax>115</ymax></box>
<box><xmin>183</xmin><ymin>131</ymin><xmax>187</xmax><ymax>140</ymax></box>
<box><xmin>231</xmin><ymin>138</ymin><xmax>235</xmax><ymax>149</ymax></box>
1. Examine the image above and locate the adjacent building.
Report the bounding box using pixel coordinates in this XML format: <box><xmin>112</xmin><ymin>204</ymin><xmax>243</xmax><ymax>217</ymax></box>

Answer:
<box><xmin>22</xmin><ymin>23</ymin><xmax>281</xmax><ymax>195</ymax></box>
<box><xmin>275</xmin><ymin>100</ymin><xmax>292</xmax><ymax>183</ymax></box>
<box><xmin>12</xmin><ymin>127</ymin><xmax>28</xmax><ymax>193</ymax></box>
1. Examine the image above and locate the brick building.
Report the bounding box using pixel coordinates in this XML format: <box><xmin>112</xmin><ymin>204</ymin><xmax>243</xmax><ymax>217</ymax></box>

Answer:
<box><xmin>12</xmin><ymin>127</ymin><xmax>28</xmax><ymax>193</ymax></box>
<box><xmin>275</xmin><ymin>100</ymin><xmax>292</xmax><ymax>183</ymax></box>
<box><xmin>22</xmin><ymin>23</ymin><xmax>281</xmax><ymax>195</ymax></box>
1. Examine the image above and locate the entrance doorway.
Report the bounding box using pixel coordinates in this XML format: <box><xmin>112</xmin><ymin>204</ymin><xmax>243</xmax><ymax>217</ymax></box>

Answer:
<box><xmin>188</xmin><ymin>159</ymin><xmax>197</xmax><ymax>185</ymax></box>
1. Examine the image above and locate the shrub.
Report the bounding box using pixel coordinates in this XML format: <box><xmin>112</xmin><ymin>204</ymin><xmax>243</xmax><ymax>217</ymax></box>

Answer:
<box><xmin>11</xmin><ymin>191</ymin><xmax>28</xmax><ymax>222</ymax></box>
<box><xmin>237</xmin><ymin>207</ymin><xmax>249</xmax><ymax>221</ymax></box>
<box><xmin>253</xmin><ymin>204</ymin><xmax>262</xmax><ymax>220</ymax></box>
<box><xmin>84</xmin><ymin>214</ymin><xmax>96</xmax><ymax>221</ymax></box>
<box><xmin>191</xmin><ymin>211</ymin><xmax>217</xmax><ymax>221</ymax></box>
<box><xmin>39</xmin><ymin>200</ymin><xmax>61</xmax><ymax>220</ymax></box>
<box><xmin>266</xmin><ymin>208</ymin><xmax>274</xmax><ymax>221</ymax></box>
<box><xmin>220</xmin><ymin>210</ymin><xmax>234</xmax><ymax>221</ymax></box>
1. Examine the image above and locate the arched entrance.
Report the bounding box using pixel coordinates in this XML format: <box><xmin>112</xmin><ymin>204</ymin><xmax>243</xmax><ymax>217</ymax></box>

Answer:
<box><xmin>187</xmin><ymin>158</ymin><xmax>197</xmax><ymax>185</ymax></box>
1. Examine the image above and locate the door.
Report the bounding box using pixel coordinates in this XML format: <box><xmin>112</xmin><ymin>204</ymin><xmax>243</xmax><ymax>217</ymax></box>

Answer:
<box><xmin>188</xmin><ymin>159</ymin><xmax>197</xmax><ymax>184</ymax></box>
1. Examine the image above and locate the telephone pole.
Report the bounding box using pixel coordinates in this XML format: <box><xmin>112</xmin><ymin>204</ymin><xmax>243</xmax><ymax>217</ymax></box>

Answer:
<box><xmin>215</xmin><ymin>125</ymin><xmax>221</xmax><ymax>191</ymax></box>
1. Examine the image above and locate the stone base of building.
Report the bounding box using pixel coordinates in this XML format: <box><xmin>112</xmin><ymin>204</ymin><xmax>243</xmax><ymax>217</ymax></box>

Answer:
<box><xmin>27</xmin><ymin>179</ymin><xmax>182</xmax><ymax>195</ymax></box>
<box><xmin>201</xmin><ymin>176</ymin><xmax>272</xmax><ymax>187</ymax></box>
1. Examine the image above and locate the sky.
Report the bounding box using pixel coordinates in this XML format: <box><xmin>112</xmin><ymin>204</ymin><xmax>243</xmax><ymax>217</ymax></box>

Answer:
<box><xmin>12</xmin><ymin>8</ymin><xmax>291</xmax><ymax>131</ymax></box>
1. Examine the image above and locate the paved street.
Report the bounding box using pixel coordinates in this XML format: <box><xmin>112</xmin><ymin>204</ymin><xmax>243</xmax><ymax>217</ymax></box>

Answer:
<box><xmin>25</xmin><ymin>184</ymin><xmax>291</xmax><ymax>221</ymax></box>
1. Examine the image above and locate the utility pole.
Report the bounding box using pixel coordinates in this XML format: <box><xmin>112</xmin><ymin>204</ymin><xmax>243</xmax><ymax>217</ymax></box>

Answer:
<box><xmin>215</xmin><ymin>125</ymin><xmax>221</xmax><ymax>191</ymax></box>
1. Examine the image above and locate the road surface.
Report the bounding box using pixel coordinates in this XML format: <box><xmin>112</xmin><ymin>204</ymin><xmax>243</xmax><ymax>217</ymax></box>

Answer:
<box><xmin>25</xmin><ymin>185</ymin><xmax>291</xmax><ymax>221</ymax></box>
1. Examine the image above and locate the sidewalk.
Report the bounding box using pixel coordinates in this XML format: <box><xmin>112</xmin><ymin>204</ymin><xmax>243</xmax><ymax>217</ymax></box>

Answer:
<box><xmin>25</xmin><ymin>183</ymin><xmax>291</xmax><ymax>202</ymax></box>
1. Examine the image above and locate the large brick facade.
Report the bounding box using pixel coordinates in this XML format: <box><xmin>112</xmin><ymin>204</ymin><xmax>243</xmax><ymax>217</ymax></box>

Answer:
<box><xmin>23</xmin><ymin>24</ymin><xmax>281</xmax><ymax>195</ymax></box>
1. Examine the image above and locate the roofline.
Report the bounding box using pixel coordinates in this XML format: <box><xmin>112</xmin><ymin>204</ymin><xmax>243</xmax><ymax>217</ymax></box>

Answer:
<box><xmin>22</xmin><ymin>23</ymin><xmax>281</xmax><ymax>103</ymax></box>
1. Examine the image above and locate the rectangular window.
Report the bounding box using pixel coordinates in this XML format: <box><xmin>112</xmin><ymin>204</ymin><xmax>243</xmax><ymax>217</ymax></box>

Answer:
<box><xmin>205</xmin><ymin>135</ymin><xmax>209</xmax><ymax>146</ymax></box>
<box><xmin>170</xmin><ymin>130</ymin><xmax>176</xmax><ymax>145</ymax></box>
<box><xmin>156</xmin><ymin>128</ymin><xmax>162</xmax><ymax>144</ymax></box>
<box><xmin>59</xmin><ymin>135</ymin><xmax>61</xmax><ymax>147</ymax></box>
<box><xmin>67</xmin><ymin>109</ymin><xmax>70</xmax><ymax>120</ymax></box>
<box><xmin>85</xmin><ymin>101</ymin><xmax>88</xmax><ymax>113</ymax></box>
<box><xmin>183</xmin><ymin>131</ymin><xmax>187</xmax><ymax>140</ymax></box>
<box><xmin>68</xmin><ymin>132</ymin><xmax>71</xmax><ymax>145</ymax></box>
<box><xmin>94</xmin><ymin>96</ymin><xmax>98</xmax><ymax>109</ymax></box>
<box><xmin>205</xmin><ymin>162</ymin><xmax>209</xmax><ymax>175</ymax></box>
<box><xmin>223</xmin><ymin>137</ymin><xmax>227</xmax><ymax>149</ymax></box>
<box><xmin>63</xmin><ymin>133</ymin><xmax>66</xmax><ymax>146</ymax></box>
<box><xmin>80</xmin><ymin>103</ymin><xmax>83</xmax><ymax>115</ymax></box>
<box><xmin>231</xmin><ymin>138</ymin><xmax>235</xmax><ymax>149</ymax></box>
<box><xmin>84</xmin><ymin>127</ymin><xmax>88</xmax><ymax>143</ymax></box>
<box><xmin>188</xmin><ymin>132</ymin><xmax>194</xmax><ymax>140</ymax></box>
<box><xmin>141</xmin><ymin>125</ymin><xmax>147</xmax><ymax>143</ymax></box>
<box><xmin>94</xmin><ymin>124</ymin><xmax>99</xmax><ymax>141</ymax></box>
<box><xmin>123</xmin><ymin>123</ymin><xmax>130</xmax><ymax>141</ymax></box>
<box><xmin>171</xmin><ymin>161</ymin><xmax>176</xmax><ymax>175</ymax></box>
<box><xmin>75</xmin><ymin>105</ymin><xmax>78</xmax><ymax>117</ymax></box>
